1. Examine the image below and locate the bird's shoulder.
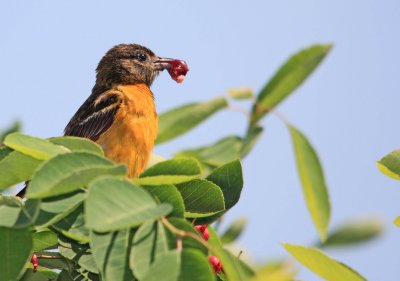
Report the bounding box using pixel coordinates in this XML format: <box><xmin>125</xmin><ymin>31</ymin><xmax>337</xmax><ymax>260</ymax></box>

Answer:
<box><xmin>63</xmin><ymin>83</ymin><xmax>156</xmax><ymax>142</ymax></box>
<box><xmin>64</xmin><ymin>85</ymin><xmax>124</xmax><ymax>141</ymax></box>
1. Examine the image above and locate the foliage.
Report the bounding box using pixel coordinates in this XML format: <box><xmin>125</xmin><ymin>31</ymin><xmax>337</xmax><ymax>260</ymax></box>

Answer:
<box><xmin>0</xmin><ymin>120</ymin><xmax>21</xmax><ymax>143</ymax></box>
<box><xmin>0</xmin><ymin>44</ymin><xmax>382</xmax><ymax>281</ymax></box>
<box><xmin>378</xmin><ymin>149</ymin><xmax>400</xmax><ymax>227</ymax></box>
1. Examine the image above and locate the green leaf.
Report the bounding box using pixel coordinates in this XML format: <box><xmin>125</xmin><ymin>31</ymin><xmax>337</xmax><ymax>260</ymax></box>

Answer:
<box><xmin>228</xmin><ymin>87</ymin><xmax>255</xmax><ymax>100</ymax></box>
<box><xmin>212</xmin><ymin>248</ymin><xmax>251</xmax><ymax>281</ymax></box>
<box><xmin>195</xmin><ymin>160</ymin><xmax>243</xmax><ymax>224</ymax></box>
<box><xmin>289</xmin><ymin>125</ymin><xmax>330</xmax><ymax>241</ymax></box>
<box><xmin>320</xmin><ymin>219</ymin><xmax>383</xmax><ymax>248</ymax></box>
<box><xmin>37</xmin><ymin>252</ymin><xmax>70</xmax><ymax>271</ymax></box>
<box><xmin>207</xmin><ymin>160</ymin><xmax>243</xmax><ymax>209</ymax></box>
<box><xmin>135</xmin><ymin>158</ymin><xmax>202</xmax><ymax>186</ymax></box>
<box><xmin>184</xmin><ymin>211</ymin><xmax>222</xmax><ymax>219</ymax></box>
<box><xmin>250</xmin><ymin>260</ymin><xmax>297</xmax><ymax>281</ymax></box>
<box><xmin>0</xmin><ymin>146</ymin><xmax>13</xmax><ymax>161</ymax></box>
<box><xmin>4</xmin><ymin>132</ymin><xmax>69</xmax><ymax>160</ymax></box>
<box><xmin>0</xmin><ymin>196</ymin><xmax>40</xmax><ymax>228</ymax></box>
<box><xmin>175</xmin><ymin>136</ymin><xmax>243</xmax><ymax>167</ymax></box>
<box><xmin>86</xmin><ymin>176</ymin><xmax>172</xmax><ymax>232</ymax></box>
<box><xmin>220</xmin><ymin>217</ymin><xmax>247</xmax><ymax>245</ymax></box>
<box><xmin>32</xmin><ymin>230</ymin><xmax>58</xmax><ymax>251</ymax></box>
<box><xmin>19</xmin><ymin>269</ymin><xmax>56</xmax><ymax>281</ymax></box>
<box><xmin>145</xmin><ymin>185</ymin><xmax>185</xmax><ymax>217</ymax></box>
<box><xmin>394</xmin><ymin>216</ymin><xmax>400</xmax><ymax>227</ymax></box>
<box><xmin>0</xmin><ymin>151</ymin><xmax>41</xmax><ymax>190</ymax></box>
<box><xmin>49</xmin><ymin>136</ymin><xmax>104</xmax><ymax>156</ymax></box>
<box><xmin>53</xmin><ymin>204</ymin><xmax>90</xmax><ymax>243</ymax></box>
<box><xmin>250</xmin><ymin>44</ymin><xmax>332</xmax><ymax>125</ymax></box>
<box><xmin>207</xmin><ymin>225</ymin><xmax>222</xmax><ymax>249</ymax></box>
<box><xmin>176</xmin><ymin>179</ymin><xmax>225</xmax><ymax>215</ymax></box>
<box><xmin>70</xmin><ymin>268</ymin><xmax>101</xmax><ymax>281</ymax></box>
<box><xmin>91</xmin><ymin>230</ymin><xmax>134</xmax><ymax>281</ymax></box>
<box><xmin>0</xmin><ymin>227</ymin><xmax>32</xmax><ymax>281</ymax></box>
<box><xmin>0</xmin><ymin>195</ymin><xmax>24</xmax><ymax>227</ymax></box>
<box><xmin>59</xmin><ymin>236</ymin><xmax>99</xmax><ymax>274</ymax></box>
<box><xmin>179</xmin><ymin>249</ymin><xmax>216</xmax><ymax>281</ymax></box>
<box><xmin>57</xmin><ymin>270</ymin><xmax>74</xmax><ymax>281</ymax></box>
<box><xmin>156</xmin><ymin>97</ymin><xmax>228</xmax><ymax>144</ymax></box>
<box><xmin>377</xmin><ymin>149</ymin><xmax>400</xmax><ymax>180</ymax></box>
<box><xmin>283</xmin><ymin>243</ymin><xmax>366</xmax><ymax>281</ymax></box>
<box><xmin>35</xmin><ymin>191</ymin><xmax>86</xmax><ymax>228</ymax></box>
<box><xmin>237</xmin><ymin>259</ymin><xmax>256</xmax><ymax>280</ymax></box>
<box><xmin>146</xmin><ymin>154</ymin><xmax>167</xmax><ymax>168</ymax></box>
<box><xmin>142</xmin><ymin>250</ymin><xmax>181</xmax><ymax>281</ymax></box>
<box><xmin>130</xmin><ymin>221</ymin><xmax>169</xmax><ymax>280</ymax></box>
<box><xmin>241</xmin><ymin>126</ymin><xmax>264</xmax><ymax>158</ymax></box>
<box><xmin>26</xmin><ymin>152</ymin><xmax>126</xmax><ymax>199</ymax></box>
<box><xmin>175</xmin><ymin>130</ymin><xmax>263</xmax><ymax>168</ymax></box>
<box><xmin>218</xmin><ymin>273</ymin><xmax>228</xmax><ymax>281</ymax></box>
<box><xmin>0</xmin><ymin>120</ymin><xmax>21</xmax><ymax>143</ymax></box>
<box><xmin>37</xmin><ymin>270</ymin><xmax>60</xmax><ymax>279</ymax></box>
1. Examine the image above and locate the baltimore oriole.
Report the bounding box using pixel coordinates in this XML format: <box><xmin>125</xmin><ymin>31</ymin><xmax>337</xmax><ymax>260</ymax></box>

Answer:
<box><xmin>17</xmin><ymin>44</ymin><xmax>188</xmax><ymax>197</ymax></box>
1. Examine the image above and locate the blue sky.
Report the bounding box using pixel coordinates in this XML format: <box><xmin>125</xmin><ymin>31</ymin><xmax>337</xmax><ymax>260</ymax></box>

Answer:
<box><xmin>1</xmin><ymin>1</ymin><xmax>400</xmax><ymax>280</ymax></box>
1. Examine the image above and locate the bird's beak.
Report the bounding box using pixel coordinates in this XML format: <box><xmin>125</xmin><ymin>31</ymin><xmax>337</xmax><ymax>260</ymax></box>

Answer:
<box><xmin>154</xmin><ymin>57</ymin><xmax>189</xmax><ymax>83</ymax></box>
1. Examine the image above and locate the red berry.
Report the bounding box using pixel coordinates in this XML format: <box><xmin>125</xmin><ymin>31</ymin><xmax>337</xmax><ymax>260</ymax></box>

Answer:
<box><xmin>194</xmin><ymin>224</ymin><xmax>210</xmax><ymax>241</ymax></box>
<box><xmin>31</xmin><ymin>254</ymin><xmax>38</xmax><ymax>271</ymax></box>
<box><xmin>166</xmin><ymin>60</ymin><xmax>189</xmax><ymax>84</ymax></box>
<box><xmin>208</xmin><ymin>255</ymin><xmax>222</xmax><ymax>274</ymax></box>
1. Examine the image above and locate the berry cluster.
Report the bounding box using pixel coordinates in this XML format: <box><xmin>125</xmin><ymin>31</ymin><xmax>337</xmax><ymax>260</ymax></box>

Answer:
<box><xmin>194</xmin><ymin>224</ymin><xmax>223</xmax><ymax>274</ymax></box>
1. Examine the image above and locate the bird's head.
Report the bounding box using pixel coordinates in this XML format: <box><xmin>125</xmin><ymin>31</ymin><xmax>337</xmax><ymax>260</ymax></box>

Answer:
<box><xmin>95</xmin><ymin>44</ymin><xmax>188</xmax><ymax>87</ymax></box>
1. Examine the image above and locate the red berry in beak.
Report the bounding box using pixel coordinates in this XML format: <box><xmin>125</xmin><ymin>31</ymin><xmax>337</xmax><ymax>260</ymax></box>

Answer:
<box><xmin>208</xmin><ymin>255</ymin><xmax>222</xmax><ymax>274</ymax></box>
<box><xmin>167</xmin><ymin>60</ymin><xmax>189</xmax><ymax>84</ymax></box>
<box><xmin>155</xmin><ymin>58</ymin><xmax>189</xmax><ymax>84</ymax></box>
<box><xmin>194</xmin><ymin>224</ymin><xmax>210</xmax><ymax>241</ymax></box>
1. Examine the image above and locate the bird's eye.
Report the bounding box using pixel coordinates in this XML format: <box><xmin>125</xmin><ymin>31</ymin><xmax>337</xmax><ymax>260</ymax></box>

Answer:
<box><xmin>137</xmin><ymin>53</ymin><xmax>147</xmax><ymax>62</ymax></box>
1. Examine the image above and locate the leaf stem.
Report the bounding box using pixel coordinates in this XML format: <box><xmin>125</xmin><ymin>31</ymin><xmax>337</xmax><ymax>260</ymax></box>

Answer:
<box><xmin>269</xmin><ymin>108</ymin><xmax>291</xmax><ymax>125</ymax></box>
<box><xmin>228</xmin><ymin>104</ymin><xmax>251</xmax><ymax>118</ymax></box>
<box><xmin>36</xmin><ymin>253</ymin><xmax>63</xmax><ymax>259</ymax></box>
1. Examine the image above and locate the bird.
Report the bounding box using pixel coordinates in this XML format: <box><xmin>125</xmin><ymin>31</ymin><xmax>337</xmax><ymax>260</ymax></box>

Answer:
<box><xmin>17</xmin><ymin>43</ymin><xmax>188</xmax><ymax>197</ymax></box>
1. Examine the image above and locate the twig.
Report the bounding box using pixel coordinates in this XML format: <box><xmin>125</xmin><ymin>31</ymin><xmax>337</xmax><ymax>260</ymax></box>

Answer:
<box><xmin>228</xmin><ymin>104</ymin><xmax>251</xmax><ymax>118</ymax></box>
<box><xmin>160</xmin><ymin>217</ymin><xmax>212</xmax><ymax>251</ymax></box>
<box><xmin>36</xmin><ymin>254</ymin><xmax>63</xmax><ymax>259</ymax></box>
<box><xmin>253</xmin><ymin>103</ymin><xmax>292</xmax><ymax>126</ymax></box>
<box><xmin>176</xmin><ymin>237</ymin><xmax>183</xmax><ymax>252</ymax></box>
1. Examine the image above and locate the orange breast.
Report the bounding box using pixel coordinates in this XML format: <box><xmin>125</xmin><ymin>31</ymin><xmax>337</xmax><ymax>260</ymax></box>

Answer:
<box><xmin>96</xmin><ymin>84</ymin><xmax>158</xmax><ymax>178</ymax></box>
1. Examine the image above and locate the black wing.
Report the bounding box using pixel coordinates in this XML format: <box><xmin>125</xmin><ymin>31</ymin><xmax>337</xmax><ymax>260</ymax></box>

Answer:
<box><xmin>64</xmin><ymin>87</ymin><xmax>122</xmax><ymax>142</ymax></box>
<box><xmin>17</xmin><ymin>87</ymin><xmax>122</xmax><ymax>199</ymax></box>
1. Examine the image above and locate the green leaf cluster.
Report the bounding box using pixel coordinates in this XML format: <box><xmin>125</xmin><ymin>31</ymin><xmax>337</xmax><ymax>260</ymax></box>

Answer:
<box><xmin>0</xmin><ymin>132</ymin><xmax>247</xmax><ymax>280</ymax></box>
<box><xmin>0</xmin><ymin>43</ymin><xmax>380</xmax><ymax>281</ymax></box>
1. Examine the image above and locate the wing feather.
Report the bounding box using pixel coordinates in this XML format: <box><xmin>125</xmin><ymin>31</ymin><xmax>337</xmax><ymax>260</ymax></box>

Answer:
<box><xmin>64</xmin><ymin>89</ymin><xmax>122</xmax><ymax>142</ymax></box>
